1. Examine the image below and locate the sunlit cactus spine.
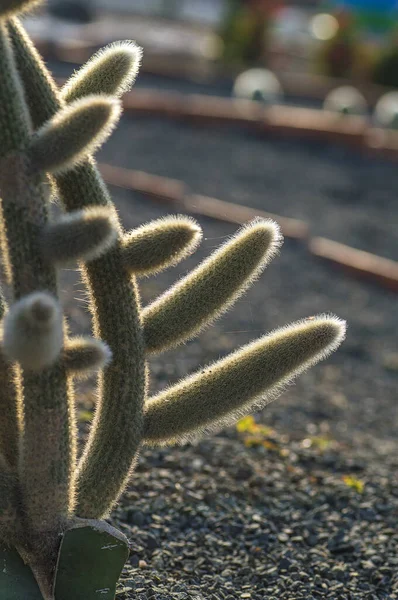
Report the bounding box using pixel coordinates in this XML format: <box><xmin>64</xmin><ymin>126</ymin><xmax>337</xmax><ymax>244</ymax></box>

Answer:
<box><xmin>0</xmin><ymin>2</ymin><xmax>346</xmax><ymax>598</ymax></box>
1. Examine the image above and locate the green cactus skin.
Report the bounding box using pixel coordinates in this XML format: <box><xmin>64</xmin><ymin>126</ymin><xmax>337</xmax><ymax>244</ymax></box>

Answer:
<box><xmin>0</xmin><ymin>463</ymin><xmax>20</xmax><ymax>544</ymax></box>
<box><xmin>121</xmin><ymin>215</ymin><xmax>202</xmax><ymax>276</ymax></box>
<box><xmin>0</xmin><ymin>290</ymin><xmax>21</xmax><ymax>469</ymax></box>
<box><xmin>40</xmin><ymin>207</ymin><xmax>118</xmax><ymax>266</ymax></box>
<box><xmin>144</xmin><ymin>316</ymin><xmax>346</xmax><ymax>445</ymax></box>
<box><xmin>0</xmin><ymin>349</ymin><xmax>20</xmax><ymax>469</ymax></box>
<box><xmin>62</xmin><ymin>41</ymin><xmax>142</xmax><ymax>103</ymax></box>
<box><xmin>0</xmin><ymin>11</ymin><xmax>348</xmax><ymax>600</ymax></box>
<box><xmin>28</xmin><ymin>96</ymin><xmax>121</xmax><ymax>175</ymax></box>
<box><xmin>7</xmin><ymin>19</ymin><xmax>61</xmax><ymax>130</ymax></box>
<box><xmin>143</xmin><ymin>218</ymin><xmax>282</xmax><ymax>354</ymax></box>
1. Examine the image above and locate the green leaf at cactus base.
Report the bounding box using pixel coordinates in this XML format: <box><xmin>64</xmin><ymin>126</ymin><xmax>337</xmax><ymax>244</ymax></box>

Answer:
<box><xmin>0</xmin><ymin>545</ymin><xmax>42</xmax><ymax>600</ymax></box>
<box><xmin>53</xmin><ymin>524</ymin><xmax>129</xmax><ymax>600</ymax></box>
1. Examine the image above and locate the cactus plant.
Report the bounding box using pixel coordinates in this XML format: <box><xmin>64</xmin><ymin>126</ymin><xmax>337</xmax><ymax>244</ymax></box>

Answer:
<box><xmin>0</xmin><ymin>2</ymin><xmax>346</xmax><ymax>598</ymax></box>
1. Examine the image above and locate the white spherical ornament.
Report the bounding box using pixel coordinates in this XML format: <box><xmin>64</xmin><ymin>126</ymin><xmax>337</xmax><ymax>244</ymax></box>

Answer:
<box><xmin>323</xmin><ymin>86</ymin><xmax>368</xmax><ymax>116</ymax></box>
<box><xmin>374</xmin><ymin>92</ymin><xmax>398</xmax><ymax>129</ymax></box>
<box><xmin>233</xmin><ymin>69</ymin><xmax>283</xmax><ymax>105</ymax></box>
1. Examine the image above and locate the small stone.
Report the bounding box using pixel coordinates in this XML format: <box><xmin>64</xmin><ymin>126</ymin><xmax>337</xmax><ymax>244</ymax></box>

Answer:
<box><xmin>279</xmin><ymin>558</ymin><xmax>292</xmax><ymax>571</ymax></box>
<box><xmin>235</xmin><ymin>466</ymin><xmax>254</xmax><ymax>481</ymax></box>
<box><xmin>145</xmin><ymin>533</ymin><xmax>159</xmax><ymax>550</ymax></box>
<box><xmin>138</xmin><ymin>560</ymin><xmax>148</xmax><ymax>569</ymax></box>
<box><xmin>126</xmin><ymin>509</ymin><xmax>145</xmax><ymax>527</ymax></box>
<box><xmin>130</xmin><ymin>554</ymin><xmax>140</xmax><ymax>567</ymax></box>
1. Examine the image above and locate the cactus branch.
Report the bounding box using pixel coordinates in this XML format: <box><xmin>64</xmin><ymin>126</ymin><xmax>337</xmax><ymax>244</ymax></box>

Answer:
<box><xmin>122</xmin><ymin>215</ymin><xmax>202</xmax><ymax>276</ymax></box>
<box><xmin>28</xmin><ymin>96</ymin><xmax>122</xmax><ymax>175</ymax></box>
<box><xmin>41</xmin><ymin>207</ymin><xmax>119</xmax><ymax>266</ymax></box>
<box><xmin>144</xmin><ymin>316</ymin><xmax>346</xmax><ymax>445</ymax></box>
<box><xmin>0</xmin><ymin>22</ymin><xmax>30</xmax><ymax>157</ymax></box>
<box><xmin>63</xmin><ymin>337</ymin><xmax>112</xmax><ymax>379</ymax></box>
<box><xmin>7</xmin><ymin>18</ymin><xmax>60</xmax><ymax>129</ymax></box>
<box><xmin>143</xmin><ymin>219</ymin><xmax>282</xmax><ymax>354</ymax></box>
<box><xmin>62</xmin><ymin>41</ymin><xmax>142</xmax><ymax>103</ymax></box>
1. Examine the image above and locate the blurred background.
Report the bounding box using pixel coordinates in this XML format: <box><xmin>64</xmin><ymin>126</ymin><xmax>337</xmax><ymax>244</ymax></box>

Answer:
<box><xmin>20</xmin><ymin>0</ymin><xmax>398</xmax><ymax>450</ymax></box>
<box><xmin>16</xmin><ymin>6</ymin><xmax>398</xmax><ymax>595</ymax></box>
<box><xmin>24</xmin><ymin>0</ymin><xmax>398</xmax><ymax>89</ymax></box>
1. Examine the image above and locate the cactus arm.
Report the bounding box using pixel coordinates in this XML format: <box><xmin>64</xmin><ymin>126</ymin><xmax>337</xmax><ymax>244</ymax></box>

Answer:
<box><xmin>62</xmin><ymin>337</ymin><xmax>112</xmax><ymax>379</ymax></box>
<box><xmin>76</xmin><ymin>252</ymin><xmax>146</xmax><ymax>519</ymax></box>
<box><xmin>0</xmin><ymin>23</ymin><xmax>30</xmax><ymax>156</ymax></box>
<box><xmin>144</xmin><ymin>316</ymin><xmax>346</xmax><ymax>446</ymax></box>
<box><xmin>40</xmin><ymin>207</ymin><xmax>118</xmax><ymax>266</ymax></box>
<box><xmin>9</xmin><ymin>18</ymin><xmax>147</xmax><ymax>519</ymax></box>
<box><xmin>121</xmin><ymin>215</ymin><xmax>202</xmax><ymax>276</ymax></box>
<box><xmin>28</xmin><ymin>96</ymin><xmax>121</xmax><ymax>175</ymax></box>
<box><xmin>142</xmin><ymin>219</ymin><xmax>282</xmax><ymax>354</ymax></box>
<box><xmin>0</xmin><ymin>23</ymin><xmax>76</xmax><ymax>535</ymax></box>
<box><xmin>62</xmin><ymin>40</ymin><xmax>142</xmax><ymax>102</ymax></box>
<box><xmin>7</xmin><ymin>17</ymin><xmax>60</xmax><ymax>129</ymax></box>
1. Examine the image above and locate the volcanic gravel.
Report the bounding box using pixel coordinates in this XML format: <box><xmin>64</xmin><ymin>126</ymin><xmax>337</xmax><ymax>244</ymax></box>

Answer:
<box><xmin>47</xmin><ymin>63</ymin><xmax>398</xmax><ymax>599</ymax></box>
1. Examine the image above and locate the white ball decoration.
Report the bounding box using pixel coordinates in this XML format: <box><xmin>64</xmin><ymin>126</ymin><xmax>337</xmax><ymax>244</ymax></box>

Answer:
<box><xmin>323</xmin><ymin>86</ymin><xmax>368</xmax><ymax>116</ymax></box>
<box><xmin>374</xmin><ymin>92</ymin><xmax>398</xmax><ymax>129</ymax></box>
<box><xmin>233</xmin><ymin>69</ymin><xmax>283</xmax><ymax>105</ymax></box>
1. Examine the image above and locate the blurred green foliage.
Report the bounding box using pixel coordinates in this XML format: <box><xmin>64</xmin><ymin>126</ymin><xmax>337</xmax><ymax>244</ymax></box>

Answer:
<box><xmin>220</xmin><ymin>1</ymin><xmax>269</xmax><ymax>66</ymax></box>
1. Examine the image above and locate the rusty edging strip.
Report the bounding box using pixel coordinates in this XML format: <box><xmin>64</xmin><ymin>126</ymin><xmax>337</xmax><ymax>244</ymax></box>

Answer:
<box><xmin>99</xmin><ymin>163</ymin><xmax>398</xmax><ymax>292</ymax></box>
<box><xmin>309</xmin><ymin>237</ymin><xmax>398</xmax><ymax>293</ymax></box>
<box><xmin>263</xmin><ymin>106</ymin><xmax>367</xmax><ymax>148</ymax></box>
<box><xmin>122</xmin><ymin>91</ymin><xmax>369</xmax><ymax>147</ymax></box>
<box><xmin>99</xmin><ymin>163</ymin><xmax>187</xmax><ymax>203</ymax></box>
<box><xmin>182</xmin><ymin>194</ymin><xmax>308</xmax><ymax>240</ymax></box>
<box><xmin>98</xmin><ymin>163</ymin><xmax>308</xmax><ymax>241</ymax></box>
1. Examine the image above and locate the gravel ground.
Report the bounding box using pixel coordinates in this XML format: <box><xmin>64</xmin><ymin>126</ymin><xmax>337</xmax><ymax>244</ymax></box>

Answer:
<box><xmin>48</xmin><ymin>63</ymin><xmax>398</xmax><ymax>599</ymax></box>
